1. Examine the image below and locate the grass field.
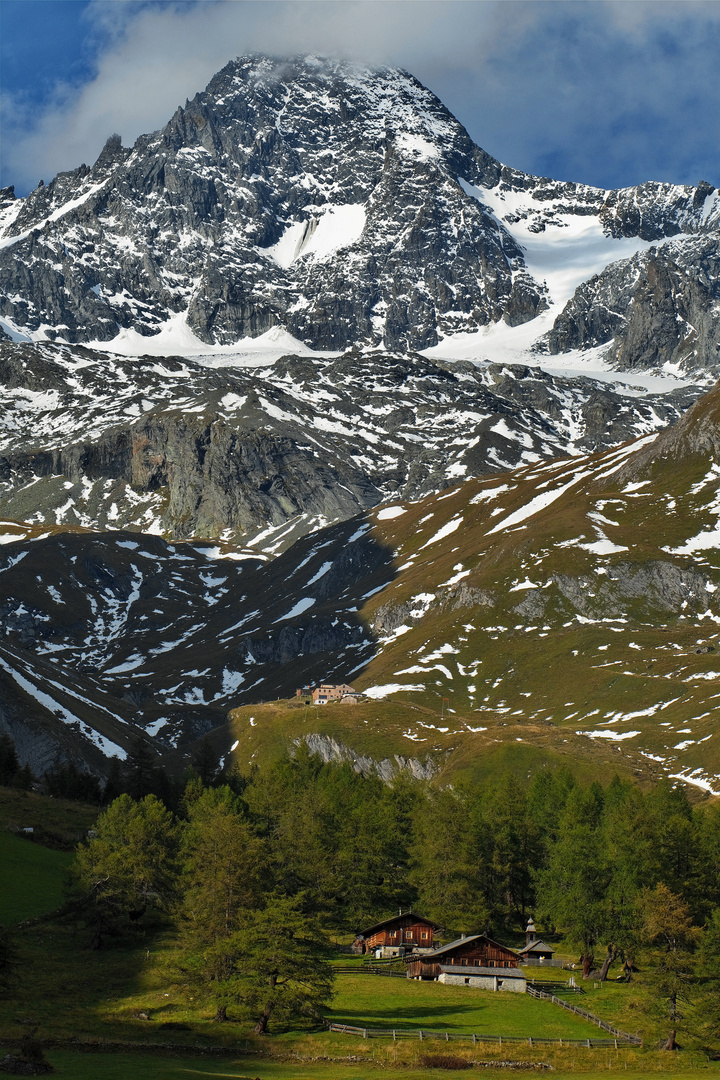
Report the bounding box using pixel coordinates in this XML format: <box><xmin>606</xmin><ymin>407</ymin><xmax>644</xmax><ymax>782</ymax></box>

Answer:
<box><xmin>0</xmin><ymin>1046</ymin><xmax>718</xmax><ymax>1080</ymax></box>
<box><xmin>0</xmin><ymin>831</ymin><xmax>73</xmax><ymax>923</ymax></box>
<box><xmin>0</xmin><ymin>786</ymin><xmax>712</xmax><ymax>1075</ymax></box>
<box><xmin>0</xmin><ymin>921</ymin><xmax>715</xmax><ymax>1076</ymax></box>
<box><xmin>327</xmin><ymin>973</ymin><xmax>601</xmax><ymax>1039</ymax></box>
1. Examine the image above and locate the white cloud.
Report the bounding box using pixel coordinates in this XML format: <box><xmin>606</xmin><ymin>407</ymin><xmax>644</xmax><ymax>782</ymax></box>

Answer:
<box><xmin>2</xmin><ymin>0</ymin><xmax>719</xmax><ymax>194</ymax></box>
<box><xmin>2</xmin><ymin>1</ymin><xmax>489</xmax><ymax>190</ymax></box>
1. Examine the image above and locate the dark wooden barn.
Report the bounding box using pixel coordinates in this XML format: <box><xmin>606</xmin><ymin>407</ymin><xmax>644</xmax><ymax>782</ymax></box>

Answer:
<box><xmin>406</xmin><ymin>933</ymin><xmax>520</xmax><ymax>980</ymax></box>
<box><xmin>353</xmin><ymin>912</ymin><xmax>442</xmax><ymax>955</ymax></box>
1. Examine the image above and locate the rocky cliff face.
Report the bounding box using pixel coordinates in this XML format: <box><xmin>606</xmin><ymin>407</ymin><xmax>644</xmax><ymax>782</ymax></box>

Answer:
<box><xmin>0</xmin><ymin>55</ymin><xmax>717</xmax><ymax>369</ymax></box>
<box><xmin>0</xmin><ymin>340</ymin><xmax>698</xmax><ymax>543</ymax></box>
<box><xmin>543</xmin><ymin>235</ymin><xmax>720</xmax><ymax>370</ymax></box>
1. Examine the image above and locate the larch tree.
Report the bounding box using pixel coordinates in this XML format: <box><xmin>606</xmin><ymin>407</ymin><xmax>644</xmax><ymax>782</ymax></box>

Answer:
<box><xmin>536</xmin><ymin>785</ymin><xmax>611</xmax><ymax>978</ymax></box>
<box><xmin>218</xmin><ymin>896</ymin><xmax>334</xmax><ymax>1033</ymax></box>
<box><xmin>176</xmin><ymin>785</ymin><xmax>265</xmax><ymax>1021</ymax></box>
<box><xmin>70</xmin><ymin>793</ymin><xmax>177</xmax><ymax>948</ymax></box>
<box><xmin>640</xmin><ymin>883</ymin><xmax>701</xmax><ymax>1051</ymax></box>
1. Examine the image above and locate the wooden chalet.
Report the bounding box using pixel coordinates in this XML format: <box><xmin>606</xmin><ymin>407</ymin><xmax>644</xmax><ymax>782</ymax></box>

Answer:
<box><xmin>516</xmin><ymin>917</ymin><xmax>555</xmax><ymax>963</ymax></box>
<box><xmin>406</xmin><ymin>933</ymin><xmax>521</xmax><ymax>980</ymax></box>
<box><xmin>353</xmin><ymin>912</ymin><xmax>442</xmax><ymax>956</ymax></box>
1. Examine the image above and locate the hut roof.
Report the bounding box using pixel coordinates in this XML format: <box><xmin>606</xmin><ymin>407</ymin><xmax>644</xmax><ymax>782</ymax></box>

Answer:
<box><xmin>426</xmin><ymin>934</ymin><xmax>519</xmax><ymax>961</ymax></box>
<box><xmin>357</xmin><ymin>911</ymin><xmax>443</xmax><ymax>937</ymax></box>
<box><xmin>517</xmin><ymin>939</ymin><xmax>555</xmax><ymax>955</ymax></box>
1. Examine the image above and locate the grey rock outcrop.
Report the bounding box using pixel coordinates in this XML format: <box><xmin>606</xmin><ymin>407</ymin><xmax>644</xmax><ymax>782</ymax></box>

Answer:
<box><xmin>544</xmin><ymin>236</ymin><xmax>720</xmax><ymax>371</ymax></box>
<box><xmin>297</xmin><ymin>732</ymin><xmax>438</xmax><ymax>782</ymax></box>
<box><xmin>552</xmin><ymin>561</ymin><xmax>717</xmax><ymax>621</ymax></box>
<box><xmin>0</xmin><ymin>341</ymin><xmax>697</xmax><ymax>544</ymax></box>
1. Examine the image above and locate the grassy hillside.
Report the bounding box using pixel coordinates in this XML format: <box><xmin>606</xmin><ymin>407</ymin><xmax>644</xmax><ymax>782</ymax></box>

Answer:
<box><xmin>0</xmin><ymin>786</ymin><xmax>99</xmax><ymax>923</ymax></box>
<box><xmin>0</xmin><ymin>786</ymin><xmax>98</xmax><ymax>847</ymax></box>
<box><xmin>214</xmin><ymin>404</ymin><xmax>720</xmax><ymax>795</ymax></box>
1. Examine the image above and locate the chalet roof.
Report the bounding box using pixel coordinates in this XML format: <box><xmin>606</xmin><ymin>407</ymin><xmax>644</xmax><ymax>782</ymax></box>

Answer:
<box><xmin>438</xmin><ymin>965</ymin><xmax>526</xmax><ymax>980</ymax></box>
<box><xmin>426</xmin><ymin>934</ymin><xmax>519</xmax><ymax>961</ymax></box>
<box><xmin>517</xmin><ymin>939</ymin><xmax>555</xmax><ymax>955</ymax></box>
<box><xmin>357</xmin><ymin>911</ymin><xmax>443</xmax><ymax>937</ymax></box>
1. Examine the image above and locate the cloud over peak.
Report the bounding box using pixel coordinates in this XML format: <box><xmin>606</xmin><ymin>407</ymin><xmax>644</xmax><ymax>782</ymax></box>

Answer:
<box><xmin>2</xmin><ymin>0</ymin><xmax>718</xmax><ymax>195</ymax></box>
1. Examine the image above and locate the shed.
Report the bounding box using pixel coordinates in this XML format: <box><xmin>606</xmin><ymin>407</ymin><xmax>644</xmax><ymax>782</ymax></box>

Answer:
<box><xmin>437</xmin><ymin>965</ymin><xmax>526</xmax><ymax>992</ymax></box>
<box><xmin>517</xmin><ymin>917</ymin><xmax>555</xmax><ymax>963</ymax></box>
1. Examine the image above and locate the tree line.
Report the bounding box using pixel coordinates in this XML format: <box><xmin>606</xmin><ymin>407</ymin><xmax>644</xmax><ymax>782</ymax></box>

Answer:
<box><xmin>5</xmin><ymin>730</ymin><xmax>720</xmax><ymax>1045</ymax></box>
<box><xmin>61</xmin><ymin>746</ymin><xmax>720</xmax><ymax>1045</ymax></box>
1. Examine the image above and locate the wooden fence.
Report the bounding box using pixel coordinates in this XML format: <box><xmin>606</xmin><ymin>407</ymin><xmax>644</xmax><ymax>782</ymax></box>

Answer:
<box><xmin>523</xmin><ymin>958</ymin><xmax>564</xmax><ymax>968</ymax></box>
<box><xmin>525</xmin><ymin>986</ymin><xmax>641</xmax><ymax>1045</ymax></box>
<box><xmin>334</xmin><ymin>964</ymin><xmax>406</xmax><ymax>977</ymax></box>
<box><xmin>325</xmin><ymin>1022</ymin><xmax>639</xmax><ymax>1049</ymax></box>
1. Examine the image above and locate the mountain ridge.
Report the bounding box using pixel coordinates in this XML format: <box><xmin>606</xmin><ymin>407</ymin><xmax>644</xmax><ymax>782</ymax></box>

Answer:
<box><xmin>1</xmin><ymin>54</ymin><xmax>718</xmax><ymax>368</ymax></box>
<box><xmin>2</xmin><ymin>54</ymin><xmax>720</xmax><ymax>790</ymax></box>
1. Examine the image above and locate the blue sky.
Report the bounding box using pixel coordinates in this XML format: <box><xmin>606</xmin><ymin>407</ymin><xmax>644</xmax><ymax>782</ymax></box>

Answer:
<box><xmin>1</xmin><ymin>0</ymin><xmax>719</xmax><ymax>196</ymax></box>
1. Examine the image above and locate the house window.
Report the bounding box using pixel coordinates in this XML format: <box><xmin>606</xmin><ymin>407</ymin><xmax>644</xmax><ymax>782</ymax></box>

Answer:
<box><xmin>464</xmin><ymin>978</ymin><xmax>470</xmax><ymax>985</ymax></box>
<box><xmin>421</xmin><ymin>932</ymin><xmax>427</xmax><ymax>939</ymax></box>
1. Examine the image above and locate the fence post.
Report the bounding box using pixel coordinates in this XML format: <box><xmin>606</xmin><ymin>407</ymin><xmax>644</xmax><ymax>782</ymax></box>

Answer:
<box><xmin>446</xmin><ymin>1032</ymin><xmax>449</xmax><ymax>1042</ymax></box>
<box><xmin>529</xmin><ymin>1037</ymin><xmax>533</xmax><ymax>1046</ymax></box>
<box><xmin>363</xmin><ymin>1029</ymin><xmax>367</xmax><ymax>1039</ymax></box>
<box><xmin>472</xmin><ymin>1034</ymin><xmax>476</xmax><ymax>1046</ymax></box>
<box><xmin>393</xmin><ymin>1031</ymin><xmax>396</xmax><ymax>1042</ymax></box>
<box><xmin>587</xmin><ymin>1039</ymin><xmax>591</xmax><ymax>1048</ymax></box>
<box><xmin>614</xmin><ymin>1039</ymin><xmax>618</xmax><ymax>1049</ymax></box>
<box><xmin>419</xmin><ymin>1030</ymin><xmax>423</xmax><ymax>1041</ymax></box>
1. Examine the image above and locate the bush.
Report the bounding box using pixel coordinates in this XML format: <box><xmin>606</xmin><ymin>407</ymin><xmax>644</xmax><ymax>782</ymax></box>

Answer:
<box><xmin>418</xmin><ymin>1053</ymin><xmax>472</xmax><ymax>1069</ymax></box>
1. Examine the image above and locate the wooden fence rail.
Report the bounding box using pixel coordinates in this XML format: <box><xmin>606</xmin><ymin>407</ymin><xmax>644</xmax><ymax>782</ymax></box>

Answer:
<box><xmin>525</xmin><ymin>986</ymin><xmax>641</xmax><ymax>1045</ymax></box>
<box><xmin>325</xmin><ymin>1022</ymin><xmax>639</xmax><ymax>1049</ymax></box>
<box><xmin>334</xmin><ymin>965</ymin><xmax>406</xmax><ymax>977</ymax></box>
<box><xmin>527</xmin><ymin>979</ymin><xmax>585</xmax><ymax>995</ymax></box>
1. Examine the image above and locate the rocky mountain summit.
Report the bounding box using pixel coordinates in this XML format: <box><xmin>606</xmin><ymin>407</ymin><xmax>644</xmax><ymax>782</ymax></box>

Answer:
<box><xmin>0</xmin><ymin>54</ymin><xmax>718</xmax><ymax>367</ymax></box>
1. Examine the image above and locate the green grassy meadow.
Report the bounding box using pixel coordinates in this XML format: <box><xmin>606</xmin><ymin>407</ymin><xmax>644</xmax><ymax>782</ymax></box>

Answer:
<box><xmin>0</xmin><ymin>786</ymin><xmax>98</xmax><ymax>845</ymax></box>
<box><xmin>0</xmin><ymin>826</ymin><xmax>715</xmax><ymax>1077</ymax></box>
<box><xmin>0</xmin><ymin>784</ymin><xmax>715</xmax><ymax>1077</ymax></box>
<box><xmin>4</xmin><ymin>1048</ymin><xmax>720</xmax><ymax>1080</ymax></box>
<box><xmin>0</xmin><ymin>831</ymin><xmax>73</xmax><ymax>923</ymax></box>
<box><xmin>327</xmin><ymin>973</ymin><xmax>600</xmax><ymax>1038</ymax></box>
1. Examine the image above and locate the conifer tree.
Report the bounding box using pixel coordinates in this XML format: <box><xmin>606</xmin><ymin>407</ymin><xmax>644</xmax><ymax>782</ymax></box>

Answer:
<box><xmin>217</xmin><ymin>896</ymin><xmax>334</xmax><ymax>1033</ymax></box>
<box><xmin>0</xmin><ymin>733</ymin><xmax>19</xmax><ymax>786</ymax></box>
<box><xmin>536</xmin><ymin>785</ymin><xmax>611</xmax><ymax>977</ymax></box>
<box><xmin>175</xmin><ymin>786</ymin><xmax>265</xmax><ymax>1020</ymax></box>
<box><xmin>71</xmin><ymin>793</ymin><xmax>177</xmax><ymax>947</ymax></box>
<box><xmin>640</xmin><ymin>883</ymin><xmax>701</xmax><ymax>1051</ymax></box>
